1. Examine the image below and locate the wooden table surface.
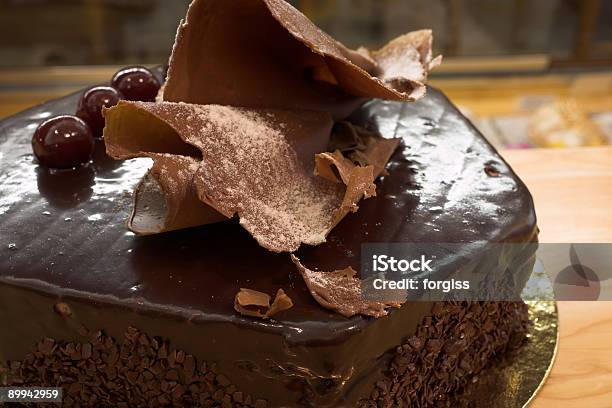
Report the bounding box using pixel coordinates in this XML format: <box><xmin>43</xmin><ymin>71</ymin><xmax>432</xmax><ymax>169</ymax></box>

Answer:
<box><xmin>502</xmin><ymin>146</ymin><xmax>612</xmax><ymax>407</ymax></box>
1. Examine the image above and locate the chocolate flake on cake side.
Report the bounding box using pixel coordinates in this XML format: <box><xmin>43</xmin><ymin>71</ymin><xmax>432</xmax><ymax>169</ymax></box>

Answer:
<box><xmin>360</xmin><ymin>301</ymin><xmax>530</xmax><ymax>408</ymax></box>
<box><xmin>0</xmin><ymin>301</ymin><xmax>530</xmax><ymax>408</ymax></box>
<box><xmin>0</xmin><ymin>327</ymin><xmax>268</xmax><ymax>408</ymax></box>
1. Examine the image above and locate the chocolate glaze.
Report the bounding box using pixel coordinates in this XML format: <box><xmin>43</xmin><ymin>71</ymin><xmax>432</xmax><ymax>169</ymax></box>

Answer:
<box><xmin>0</xmin><ymin>87</ymin><xmax>537</xmax><ymax>406</ymax></box>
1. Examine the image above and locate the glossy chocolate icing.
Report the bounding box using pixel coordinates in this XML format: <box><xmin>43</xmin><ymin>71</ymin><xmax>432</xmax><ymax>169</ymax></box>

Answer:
<box><xmin>0</xmin><ymin>87</ymin><xmax>537</xmax><ymax>406</ymax></box>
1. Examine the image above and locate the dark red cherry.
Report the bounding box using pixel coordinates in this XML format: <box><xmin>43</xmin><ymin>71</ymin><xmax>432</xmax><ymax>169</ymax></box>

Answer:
<box><xmin>111</xmin><ymin>66</ymin><xmax>161</xmax><ymax>102</ymax></box>
<box><xmin>76</xmin><ymin>86</ymin><xmax>122</xmax><ymax>138</ymax></box>
<box><xmin>32</xmin><ymin>116</ymin><xmax>95</xmax><ymax>169</ymax></box>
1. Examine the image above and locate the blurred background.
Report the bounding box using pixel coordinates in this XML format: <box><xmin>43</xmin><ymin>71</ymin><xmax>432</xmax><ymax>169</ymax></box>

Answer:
<box><xmin>1</xmin><ymin>0</ymin><xmax>611</xmax><ymax>149</ymax></box>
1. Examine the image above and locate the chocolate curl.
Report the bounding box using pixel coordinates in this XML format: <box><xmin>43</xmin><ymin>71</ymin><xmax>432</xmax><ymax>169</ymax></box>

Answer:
<box><xmin>267</xmin><ymin>289</ymin><xmax>294</xmax><ymax>317</ymax></box>
<box><xmin>234</xmin><ymin>288</ymin><xmax>271</xmax><ymax>319</ymax></box>
<box><xmin>358</xmin><ymin>30</ymin><xmax>442</xmax><ymax>100</ymax></box>
<box><xmin>105</xmin><ymin>101</ymin><xmax>381</xmax><ymax>252</ymax></box>
<box><xmin>329</xmin><ymin>162</ymin><xmax>376</xmax><ymax>223</ymax></box>
<box><xmin>314</xmin><ymin>151</ymin><xmax>356</xmax><ymax>185</ymax></box>
<box><xmin>317</xmin><ymin>122</ymin><xmax>401</xmax><ymax>182</ymax></box>
<box><xmin>313</xmin><ymin>123</ymin><xmax>401</xmax><ymax>226</ymax></box>
<box><xmin>163</xmin><ymin>0</ymin><xmax>440</xmax><ymax>119</ymax></box>
<box><xmin>130</xmin><ymin>154</ymin><xmax>225</xmax><ymax>234</ymax></box>
<box><xmin>234</xmin><ymin>288</ymin><xmax>294</xmax><ymax>319</ymax></box>
<box><xmin>332</xmin><ymin>122</ymin><xmax>402</xmax><ymax>177</ymax></box>
<box><xmin>291</xmin><ymin>255</ymin><xmax>403</xmax><ymax>318</ymax></box>
<box><xmin>104</xmin><ymin>102</ymin><xmax>200</xmax><ymax>160</ymax></box>
<box><xmin>104</xmin><ymin>103</ymin><xmax>224</xmax><ymax>235</ymax></box>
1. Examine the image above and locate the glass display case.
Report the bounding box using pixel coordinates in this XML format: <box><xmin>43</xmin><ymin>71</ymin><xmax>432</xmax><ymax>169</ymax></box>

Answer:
<box><xmin>0</xmin><ymin>0</ymin><xmax>611</xmax><ymax>148</ymax></box>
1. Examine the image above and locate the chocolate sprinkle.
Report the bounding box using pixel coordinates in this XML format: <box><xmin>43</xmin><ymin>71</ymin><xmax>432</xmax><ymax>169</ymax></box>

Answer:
<box><xmin>53</xmin><ymin>302</ymin><xmax>72</xmax><ymax>317</ymax></box>
<box><xmin>0</xmin><ymin>302</ymin><xmax>529</xmax><ymax>407</ymax></box>
<box><xmin>358</xmin><ymin>301</ymin><xmax>530</xmax><ymax>408</ymax></box>
<box><xmin>0</xmin><ymin>327</ymin><xmax>267</xmax><ymax>408</ymax></box>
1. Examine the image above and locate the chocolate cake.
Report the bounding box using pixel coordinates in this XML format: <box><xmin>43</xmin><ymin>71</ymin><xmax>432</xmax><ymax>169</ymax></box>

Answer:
<box><xmin>0</xmin><ymin>1</ymin><xmax>537</xmax><ymax>407</ymax></box>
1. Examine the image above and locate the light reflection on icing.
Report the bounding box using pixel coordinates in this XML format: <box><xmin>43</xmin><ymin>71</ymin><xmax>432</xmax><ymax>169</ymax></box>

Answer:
<box><xmin>358</xmin><ymin>97</ymin><xmax>522</xmax><ymax>247</ymax></box>
<box><xmin>31</xmin><ymin>111</ymin><xmax>54</xmax><ymax>120</ymax></box>
<box><xmin>91</xmin><ymin>157</ymin><xmax>152</xmax><ymax>199</ymax></box>
<box><xmin>0</xmin><ymin>149</ymin><xmax>150</xmax><ymax>216</ymax></box>
<box><xmin>0</xmin><ymin>155</ymin><xmax>39</xmax><ymax>215</ymax></box>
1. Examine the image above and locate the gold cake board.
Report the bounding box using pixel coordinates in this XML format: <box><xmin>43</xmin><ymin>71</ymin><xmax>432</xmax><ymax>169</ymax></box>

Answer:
<box><xmin>458</xmin><ymin>300</ymin><xmax>558</xmax><ymax>407</ymax></box>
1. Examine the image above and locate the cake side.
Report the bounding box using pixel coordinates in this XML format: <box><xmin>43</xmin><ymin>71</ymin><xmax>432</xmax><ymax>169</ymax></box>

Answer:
<box><xmin>359</xmin><ymin>301</ymin><xmax>531</xmax><ymax>407</ymax></box>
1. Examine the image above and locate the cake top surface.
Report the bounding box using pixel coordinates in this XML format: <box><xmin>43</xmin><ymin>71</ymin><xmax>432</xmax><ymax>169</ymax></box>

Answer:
<box><xmin>0</xmin><ymin>87</ymin><xmax>536</xmax><ymax>343</ymax></box>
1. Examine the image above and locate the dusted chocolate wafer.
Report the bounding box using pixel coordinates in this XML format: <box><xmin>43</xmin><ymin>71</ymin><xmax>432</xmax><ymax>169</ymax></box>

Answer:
<box><xmin>105</xmin><ymin>101</ymin><xmax>393</xmax><ymax>252</ymax></box>
<box><xmin>163</xmin><ymin>0</ymin><xmax>440</xmax><ymax>119</ymax></box>
<box><xmin>291</xmin><ymin>255</ymin><xmax>403</xmax><ymax>317</ymax></box>
<box><xmin>104</xmin><ymin>103</ymin><xmax>225</xmax><ymax>234</ymax></box>
<box><xmin>104</xmin><ymin>0</ymin><xmax>438</xmax><ymax>250</ymax></box>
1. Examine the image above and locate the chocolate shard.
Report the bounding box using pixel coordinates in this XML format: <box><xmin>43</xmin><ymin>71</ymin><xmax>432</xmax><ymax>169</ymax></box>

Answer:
<box><xmin>234</xmin><ymin>288</ymin><xmax>271</xmax><ymax>318</ymax></box>
<box><xmin>234</xmin><ymin>288</ymin><xmax>293</xmax><ymax>319</ymax></box>
<box><xmin>331</xmin><ymin>164</ymin><xmax>377</xmax><ymax>221</ymax></box>
<box><xmin>317</xmin><ymin>122</ymin><xmax>401</xmax><ymax>182</ymax></box>
<box><xmin>314</xmin><ymin>123</ymin><xmax>402</xmax><ymax>231</ymax></box>
<box><xmin>105</xmin><ymin>101</ymin><xmax>383</xmax><ymax>252</ymax></box>
<box><xmin>291</xmin><ymin>255</ymin><xmax>404</xmax><ymax>318</ymax></box>
<box><xmin>266</xmin><ymin>289</ymin><xmax>294</xmax><ymax>318</ymax></box>
<box><xmin>163</xmin><ymin>0</ymin><xmax>439</xmax><ymax>119</ymax></box>
<box><xmin>357</xmin><ymin>30</ymin><xmax>442</xmax><ymax>99</ymax></box>
<box><xmin>336</xmin><ymin>123</ymin><xmax>401</xmax><ymax>177</ymax></box>
<box><xmin>314</xmin><ymin>150</ymin><xmax>356</xmax><ymax>185</ymax></box>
